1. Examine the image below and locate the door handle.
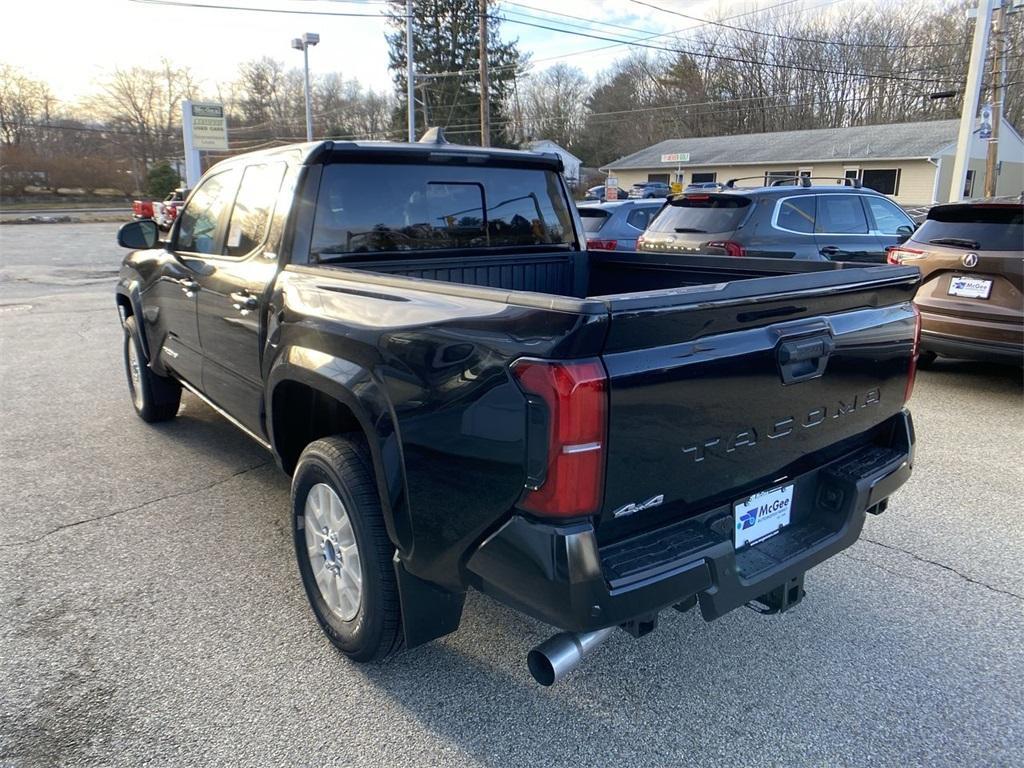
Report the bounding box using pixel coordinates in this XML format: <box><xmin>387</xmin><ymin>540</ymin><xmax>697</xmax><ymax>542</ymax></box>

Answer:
<box><xmin>230</xmin><ymin>291</ymin><xmax>258</xmax><ymax>311</ymax></box>
<box><xmin>819</xmin><ymin>246</ymin><xmax>843</xmax><ymax>257</ymax></box>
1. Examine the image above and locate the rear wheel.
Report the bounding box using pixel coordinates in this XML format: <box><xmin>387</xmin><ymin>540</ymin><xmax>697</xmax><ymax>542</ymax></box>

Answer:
<box><xmin>292</xmin><ymin>436</ymin><xmax>403</xmax><ymax>662</ymax></box>
<box><xmin>122</xmin><ymin>315</ymin><xmax>181</xmax><ymax>422</ymax></box>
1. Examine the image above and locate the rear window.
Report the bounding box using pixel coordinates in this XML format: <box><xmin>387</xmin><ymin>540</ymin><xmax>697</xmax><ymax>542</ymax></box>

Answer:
<box><xmin>311</xmin><ymin>162</ymin><xmax>575</xmax><ymax>256</ymax></box>
<box><xmin>578</xmin><ymin>208</ymin><xmax>610</xmax><ymax>233</ymax></box>
<box><xmin>648</xmin><ymin>195</ymin><xmax>751</xmax><ymax>234</ymax></box>
<box><xmin>915</xmin><ymin>204</ymin><xmax>1024</xmax><ymax>251</ymax></box>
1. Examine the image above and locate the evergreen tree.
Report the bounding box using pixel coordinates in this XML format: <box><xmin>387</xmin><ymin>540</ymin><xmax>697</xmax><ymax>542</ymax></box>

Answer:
<box><xmin>386</xmin><ymin>0</ymin><xmax>524</xmax><ymax>146</ymax></box>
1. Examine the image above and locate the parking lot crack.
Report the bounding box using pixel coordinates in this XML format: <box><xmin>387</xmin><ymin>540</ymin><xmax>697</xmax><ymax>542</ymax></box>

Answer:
<box><xmin>0</xmin><ymin>461</ymin><xmax>272</xmax><ymax>548</ymax></box>
<box><xmin>856</xmin><ymin>535</ymin><xmax>1023</xmax><ymax>602</ymax></box>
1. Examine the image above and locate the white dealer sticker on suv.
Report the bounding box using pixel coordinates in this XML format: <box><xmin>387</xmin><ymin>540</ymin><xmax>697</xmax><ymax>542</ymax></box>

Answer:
<box><xmin>734</xmin><ymin>484</ymin><xmax>793</xmax><ymax>549</ymax></box>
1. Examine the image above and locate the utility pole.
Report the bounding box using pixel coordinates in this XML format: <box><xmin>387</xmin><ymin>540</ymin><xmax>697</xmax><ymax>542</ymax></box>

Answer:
<box><xmin>949</xmin><ymin>0</ymin><xmax>993</xmax><ymax>203</ymax></box>
<box><xmin>407</xmin><ymin>0</ymin><xmax>416</xmax><ymax>142</ymax></box>
<box><xmin>984</xmin><ymin>1</ymin><xmax>1006</xmax><ymax>198</ymax></box>
<box><xmin>479</xmin><ymin>0</ymin><xmax>491</xmax><ymax>147</ymax></box>
<box><xmin>291</xmin><ymin>33</ymin><xmax>320</xmax><ymax>141</ymax></box>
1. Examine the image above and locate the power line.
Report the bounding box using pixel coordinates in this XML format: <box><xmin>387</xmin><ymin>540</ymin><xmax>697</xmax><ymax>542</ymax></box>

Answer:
<box><xmin>630</xmin><ymin>0</ymin><xmax>962</xmax><ymax>50</ymax></box>
<box><xmin>129</xmin><ymin>0</ymin><xmax>391</xmax><ymax>17</ymax></box>
<box><xmin>493</xmin><ymin>13</ymin><xmax>963</xmax><ymax>86</ymax></box>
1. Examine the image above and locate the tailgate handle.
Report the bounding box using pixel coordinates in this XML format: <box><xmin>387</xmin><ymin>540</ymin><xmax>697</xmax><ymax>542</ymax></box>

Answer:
<box><xmin>777</xmin><ymin>334</ymin><xmax>834</xmax><ymax>384</ymax></box>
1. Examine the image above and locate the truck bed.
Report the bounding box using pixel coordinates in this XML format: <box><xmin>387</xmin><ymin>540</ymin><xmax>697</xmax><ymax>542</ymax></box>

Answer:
<box><xmin>318</xmin><ymin>248</ymin><xmax>888</xmax><ymax>302</ymax></box>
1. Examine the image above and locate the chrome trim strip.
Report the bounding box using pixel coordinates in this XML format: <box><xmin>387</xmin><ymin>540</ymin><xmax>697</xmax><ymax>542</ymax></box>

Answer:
<box><xmin>176</xmin><ymin>378</ymin><xmax>273</xmax><ymax>451</ymax></box>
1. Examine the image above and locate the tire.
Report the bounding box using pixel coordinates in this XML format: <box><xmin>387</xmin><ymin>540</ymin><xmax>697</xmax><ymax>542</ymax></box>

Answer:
<box><xmin>292</xmin><ymin>436</ymin><xmax>403</xmax><ymax>663</ymax></box>
<box><xmin>917</xmin><ymin>351</ymin><xmax>937</xmax><ymax>370</ymax></box>
<box><xmin>122</xmin><ymin>315</ymin><xmax>181</xmax><ymax>422</ymax></box>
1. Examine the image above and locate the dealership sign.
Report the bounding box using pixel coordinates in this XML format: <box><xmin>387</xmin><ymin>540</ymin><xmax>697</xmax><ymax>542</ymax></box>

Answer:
<box><xmin>190</xmin><ymin>103</ymin><xmax>228</xmax><ymax>151</ymax></box>
<box><xmin>661</xmin><ymin>152</ymin><xmax>690</xmax><ymax>163</ymax></box>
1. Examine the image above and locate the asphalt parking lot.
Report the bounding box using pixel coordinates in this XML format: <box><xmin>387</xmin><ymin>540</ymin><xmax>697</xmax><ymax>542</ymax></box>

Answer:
<box><xmin>1</xmin><ymin>222</ymin><xmax>1022</xmax><ymax>767</ymax></box>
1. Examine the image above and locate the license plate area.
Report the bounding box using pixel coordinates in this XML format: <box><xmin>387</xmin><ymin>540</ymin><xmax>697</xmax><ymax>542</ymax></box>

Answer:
<box><xmin>948</xmin><ymin>275</ymin><xmax>992</xmax><ymax>299</ymax></box>
<box><xmin>734</xmin><ymin>483</ymin><xmax>794</xmax><ymax>550</ymax></box>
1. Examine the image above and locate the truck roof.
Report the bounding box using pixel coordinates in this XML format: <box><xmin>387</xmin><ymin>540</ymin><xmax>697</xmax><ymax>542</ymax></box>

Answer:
<box><xmin>209</xmin><ymin>137</ymin><xmax>565</xmax><ymax>174</ymax></box>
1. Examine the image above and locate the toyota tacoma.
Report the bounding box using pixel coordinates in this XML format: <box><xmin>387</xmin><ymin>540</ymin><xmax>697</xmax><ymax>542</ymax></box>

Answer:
<box><xmin>114</xmin><ymin>134</ymin><xmax>920</xmax><ymax>684</ymax></box>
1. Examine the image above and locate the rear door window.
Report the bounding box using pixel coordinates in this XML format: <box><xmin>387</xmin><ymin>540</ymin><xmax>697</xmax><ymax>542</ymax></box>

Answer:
<box><xmin>579</xmin><ymin>209</ymin><xmax>610</xmax><ymax>233</ymax></box>
<box><xmin>648</xmin><ymin>195</ymin><xmax>751</xmax><ymax>235</ymax></box>
<box><xmin>775</xmin><ymin>196</ymin><xmax>816</xmax><ymax>234</ymax></box>
<box><xmin>915</xmin><ymin>204</ymin><xmax>1023</xmax><ymax>251</ymax></box>
<box><xmin>223</xmin><ymin>162</ymin><xmax>287</xmax><ymax>257</ymax></box>
<box><xmin>626</xmin><ymin>206</ymin><xmax>658</xmax><ymax>230</ymax></box>
<box><xmin>864</xmin><ymin>196</ymin><xmax>914</xmax><ymax>235</ymax></box>
<box><xmin>816</xmin><ymin>194</ymin><xmax>869</xmax><ymax>234</ymax></box>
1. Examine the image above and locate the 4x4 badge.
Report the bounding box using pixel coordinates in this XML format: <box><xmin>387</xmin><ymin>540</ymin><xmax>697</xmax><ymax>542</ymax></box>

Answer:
<box><xmin>962</xmin><ymin>253</ymin><xmax>979</xmax><ymax>268</ymax></box>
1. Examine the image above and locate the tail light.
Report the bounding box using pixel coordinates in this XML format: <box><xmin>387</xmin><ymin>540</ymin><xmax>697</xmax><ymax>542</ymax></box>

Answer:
<box><xmin>887</xmin><ymin>245</ymin><xmax>925</xmax><ymax>265</ymax></box>
<box><xmin>707</xmin><ymin>240</ymin><xmax>746</xmax><ymax>257</ymax></box>
<box><xmin>904</xmin><ymin>303</ymin><xmax>921</xmax><ymax>403</ymax></box>
<box><xmin>636</xmin><ymin>234</ymin><xmax>647</xmax><ymax>249</ymax></box>
<box><xmin>587</xmin><ymin>239</ymin><xmax>618</xmax><ymax>251</ymax></box>
<box><xmin>511</xmin><ymin>358</ymin><xmax>607</xmax><ymax>518</ymax></box>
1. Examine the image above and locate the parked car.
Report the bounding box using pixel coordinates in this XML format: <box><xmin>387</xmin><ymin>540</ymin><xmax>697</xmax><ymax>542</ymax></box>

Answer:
<box><xmin>114</xmin><ymin>138</ymin><xmax>919</xmax><ymax>685</ymax></box>
<box><xmin>131</xmin><ymin>198</ymin><xmax>154</xmax><ymax>222</ymax></box>
<box><xmin>584</xmin><ymin>184</ymin><xmax>622</xmax><ymax>202</ymax></box>
<box><xmin>685</xmin><ymin>182</ymin><xmax>722</xmax><ymax>192</ymax></box>
<box><xmin>132</xmin><ymin>188</ymin><xmax>188</xmax><ymax>231</ymax></box>
<box><xmin>638</xmin><ymin>179</ymin><xmax>917</xmax><ymax>262</ymax></box>
<box><xmin>577</xmin><ymin>200</ymin><xmax>664</xmax><ymax>251</ymax></box>
<box><xmin>887</xmin><ymin>200</ymin><xmax>1023</xmax><ymax>367</ymax></box>
<box><xmin>628</xmin><ymin>181</ymin><xmax>671</xmax><ymax>199</ymax></box>
<box><xmin>153</xmin><ymin>188</ymin><xmax>187</xmax><ymax>231</ymax></box>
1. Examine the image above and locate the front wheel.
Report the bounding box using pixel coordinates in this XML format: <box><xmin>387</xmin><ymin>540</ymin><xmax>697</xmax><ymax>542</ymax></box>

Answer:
<box><xmin>292</xmin><ymin>436</ymin><xmax>403</xmax><ymax>662</ymax></box>
<box><xmin>122</xmin><ymin>315</ymin><xmax>181</xmax><ymax>422</ymax></box>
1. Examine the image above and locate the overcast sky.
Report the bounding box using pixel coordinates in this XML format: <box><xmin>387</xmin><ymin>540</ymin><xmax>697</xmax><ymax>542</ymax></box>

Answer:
<box><xmin>4</xmin><ymin>0</ymin><xmax>848</xmax><ymax>103</ymax></box>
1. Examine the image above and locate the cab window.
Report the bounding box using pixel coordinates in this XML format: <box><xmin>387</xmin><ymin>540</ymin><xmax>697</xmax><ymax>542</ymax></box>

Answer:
<box><xmin>223</xmin><ymin>163</ymin><xmax>287</xmax><ymax>257</ymax></box>
<box><xmin>176</xmin><ymin>170</ymin><xmax>238</xmax><ymax>254</ymax></box>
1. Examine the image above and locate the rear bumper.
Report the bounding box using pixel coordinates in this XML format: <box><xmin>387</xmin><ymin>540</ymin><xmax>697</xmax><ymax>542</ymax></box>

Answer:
<box><xmin>921</xmin><ymin>330</ymin><xmax>1023</xmax><ymax>365</ymax></box>
<box><xmin>467</xmin><ymin>410</ymin><xmax>915</xmax><ymax>631</ymax></box>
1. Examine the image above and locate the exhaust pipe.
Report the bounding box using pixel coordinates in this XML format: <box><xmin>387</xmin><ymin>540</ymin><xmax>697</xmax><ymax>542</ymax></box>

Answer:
<box><xmin>527</xmin><ymin>626</ymin><xmax>616</xmax><ymax>686</ymax></box>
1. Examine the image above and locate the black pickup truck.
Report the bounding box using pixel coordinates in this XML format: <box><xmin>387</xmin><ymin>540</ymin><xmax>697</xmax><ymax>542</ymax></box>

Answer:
<box><xmin>115</xmin><ymin>135</ymin><xmax>920</xmax><ymax>685</ymax></box>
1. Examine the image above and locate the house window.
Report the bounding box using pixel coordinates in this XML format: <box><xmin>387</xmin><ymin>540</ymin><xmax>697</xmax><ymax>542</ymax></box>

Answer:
<box><xmin>647</xmin><ymin>173</ymin><xmax>670</xmax><ymax>184</ymax></box>
<box><xmin>690</xmin><ymin>172</ymin><xmax>717</xmax><ymax>184</ymax></box>
<box><xmin>963</xmin><ymin>170</ymin><xmax>976</xmax><ymax>198</ymax></box>
<box><xmin>799</xmin><ymin>168</ymin><xmax>813</xmax><ymax>178</ymax></box>
<box><xmin>861</xmin><ymin>168</ymin><xmax>901</xmax><ymax>196</ymax></box>
<box><xmin>766</xmin><ymin>170</ymin><xmax>798</xmax><ymax>186</ymax></box>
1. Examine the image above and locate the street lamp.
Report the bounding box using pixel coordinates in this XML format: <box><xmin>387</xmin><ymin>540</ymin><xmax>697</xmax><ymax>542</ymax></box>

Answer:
<box><xmin>291</xmin><ymin>32</ymin><xmax>320</xmax><ymax>141</ymax></box>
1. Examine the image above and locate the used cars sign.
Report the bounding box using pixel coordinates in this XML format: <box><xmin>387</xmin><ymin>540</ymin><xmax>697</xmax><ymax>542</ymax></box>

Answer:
<box><xmin>190</xmin><ymin>102</ymin><xmax>228</xmax><ymax>151</ymax></box>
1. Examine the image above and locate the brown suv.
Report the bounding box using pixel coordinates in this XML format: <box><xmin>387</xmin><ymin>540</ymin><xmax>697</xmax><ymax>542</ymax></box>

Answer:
<box><xmin>887</xmin><ymin>201</ymin><xmax>1022</xmax><ymax>367</ymax></box>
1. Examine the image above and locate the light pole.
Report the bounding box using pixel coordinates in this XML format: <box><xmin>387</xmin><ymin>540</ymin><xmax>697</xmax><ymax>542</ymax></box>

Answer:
<box><xmin>291</xmin><ymin>32</ymin><xmax>320</xmax><ymax>141</ymax></box>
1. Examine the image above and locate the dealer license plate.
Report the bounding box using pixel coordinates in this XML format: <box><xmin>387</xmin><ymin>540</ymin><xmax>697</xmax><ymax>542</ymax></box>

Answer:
<box><xmin>948</xmin><ymin>275</ymin><xmax>992</xmax><ymax>299</ymax></box>
<box><xmin>734</xmin><ymin>484</ymin><xmax>793</xmax><ymax>550</ymax></box>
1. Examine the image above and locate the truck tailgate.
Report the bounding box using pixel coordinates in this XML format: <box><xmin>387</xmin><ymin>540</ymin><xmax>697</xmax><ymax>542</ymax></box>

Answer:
<box><xmin>596</xmin><ymin>266</ymin><xmax>919</xmax><ymax>542</ymax></box>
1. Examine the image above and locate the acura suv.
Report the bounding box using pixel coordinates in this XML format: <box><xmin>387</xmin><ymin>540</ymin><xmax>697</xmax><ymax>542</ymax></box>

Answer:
<box><xmin>887</xmin><ymin>200</ymin><xmax>1023</xmax><ymax>367</ymax></box>
<box><xmin>638</xmin><ymin>178</ymin><xmax>917</xmax><ymax>262</ymax></box>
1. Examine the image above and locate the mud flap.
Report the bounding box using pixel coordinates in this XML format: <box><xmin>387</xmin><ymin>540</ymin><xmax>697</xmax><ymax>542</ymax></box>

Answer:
<box><xmin>393</xmin><ymin>555</ymin><xmax>466</xmax><ymax>649</ymax></box>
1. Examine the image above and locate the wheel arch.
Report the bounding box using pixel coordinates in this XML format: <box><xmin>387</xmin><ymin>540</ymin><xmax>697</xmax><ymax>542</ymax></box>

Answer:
<box><xmin>266</xmin><ymin>349</ymin><xmax>411</xmax><ymax>555</ymax></box>
<box><xmin>115</xmin><ymin>283</ymin><xmax>150</xmax><ymax>360</ymax></box>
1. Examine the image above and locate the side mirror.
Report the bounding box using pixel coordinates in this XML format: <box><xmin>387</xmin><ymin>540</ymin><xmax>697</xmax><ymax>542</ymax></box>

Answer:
<box><xmin>117</xmin><ymin>219</ymin><xmax>159</xmax><ymax>249</ymax></box>
<box><xmin>895</xmin><ymin>224</ymin><xmax>915</xmax><ymax>244</ymax></box>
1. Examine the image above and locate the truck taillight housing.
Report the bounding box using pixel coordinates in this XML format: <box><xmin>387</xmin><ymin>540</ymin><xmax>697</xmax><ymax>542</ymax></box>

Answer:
<box><xmin>904</xmin><ymin>303</ymin><xmax>922</xmax><ymax>403</ymax></box>
<box><xmin>707</xmin><ymin>240</ymin><xmax>746</xmax><ymax>257</ymax></box>
<box><xmin>511</xmin><ymin>358</ymin><xmax>607</xmax><ymax>518</ymax></box>
<box><xmin>587</xmin><ymin>238</ymin><xmax>618</xmax><ymax>251</ymax></box>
